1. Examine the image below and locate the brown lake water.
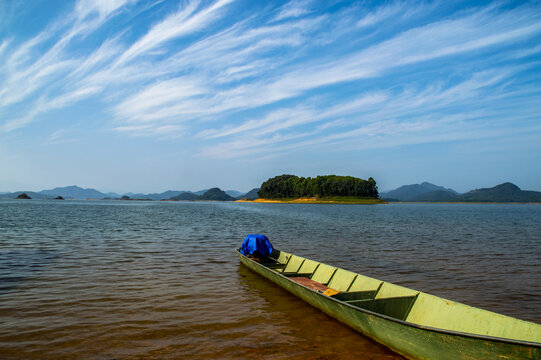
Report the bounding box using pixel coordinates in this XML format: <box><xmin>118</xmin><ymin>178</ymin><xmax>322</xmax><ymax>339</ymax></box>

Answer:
<box><xmin>1</xmin><ymin>200</ymin><xmax>540</xmax><ymax>359</ymax></box>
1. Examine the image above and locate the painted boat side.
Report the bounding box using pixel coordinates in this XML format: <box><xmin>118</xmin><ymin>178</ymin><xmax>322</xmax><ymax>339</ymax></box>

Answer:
<box><xmin>237</xmin><ymin>251</ymin><xmax>541</xmax><ymax>360</ymax></box>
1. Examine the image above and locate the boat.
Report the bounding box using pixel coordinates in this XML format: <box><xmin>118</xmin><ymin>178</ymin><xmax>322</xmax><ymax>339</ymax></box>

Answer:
<box><xmin>237</xmin><ymin>247</ymin><xmax>541</xmax><ymax>359</ymax></box>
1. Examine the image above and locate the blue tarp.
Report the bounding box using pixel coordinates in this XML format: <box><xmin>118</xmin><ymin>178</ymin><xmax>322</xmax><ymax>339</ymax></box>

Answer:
<box><xmin>240</xmin><ymin>234</ymin><xmax>273</xmax><ymax>256</ymax></box>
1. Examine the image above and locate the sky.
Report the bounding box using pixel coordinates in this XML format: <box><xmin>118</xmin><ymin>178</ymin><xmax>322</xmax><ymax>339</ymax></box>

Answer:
<box><xmin>1</xmin><ymin>0</ymin><xmax>540</xmax><ymax>194</ymax></box>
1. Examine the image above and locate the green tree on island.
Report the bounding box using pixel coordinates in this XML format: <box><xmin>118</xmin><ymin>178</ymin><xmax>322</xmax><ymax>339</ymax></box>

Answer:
<box><xmin>257</xmin><ymin>175</ymin><xmax>378</xmax><ymax>199</ymax></box>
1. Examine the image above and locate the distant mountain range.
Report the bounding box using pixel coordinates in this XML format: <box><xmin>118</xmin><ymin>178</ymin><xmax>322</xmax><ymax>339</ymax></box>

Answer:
<box><xmin>170</xmin><ymin>192</ymin><xmax>199</xmax><ymax>201</ymax></box>
<box><xmin>192</xmin><ymin>188</ymin><xmax>235</xmax><ymax>201</ymax></box>
<box><xmin>0</xmin><ymin>186</ymin><xmax>120</xmax><ymax>200</ymax></box>
<box><xmin>169</xmin><ymin>188</ymin><xmax>260</xmax><ymax>201</ymax></box>
<box><xmin>123</xmin><ymin>190</ymin><xmax>185</xmax><ymax>200</ymax></box>
<box><xmin>381</xmin><ymin>182</ymin><xmax>541</xmax><ymax>202</ymax></box>
<box><xmin>381</xmin><ymin>182</ymin><xmax>457</xmax><ymax>201</ymax></box>
<box><xmin>5</xmin><ymin>182</ymin><xmax>539</xmax><ymax>203</ymax></box>
<box><xmin>241</xmin><ymin>188</ymin><xmax>260</xmax><ymax>200</ymax></box>
<box><xmin>41</xmin><ymin>185</ymin><xmax>120</xmax><ymax>199</ymax></box>
<box><xmin>0</xmin><ymin>185</ymin><xmax>257</xmax><ymax>201</ymax></box>
<box><xmin>1</xmin><ymin>191</ymin><xmax>50</xmax><ymax>200</ymax></box>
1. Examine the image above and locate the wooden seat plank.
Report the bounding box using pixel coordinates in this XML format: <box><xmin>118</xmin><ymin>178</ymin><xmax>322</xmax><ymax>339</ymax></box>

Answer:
<box><xmin>289</xmin><ymin>277</ymin><xmax>330</xmax><ymax>292</ymax></box>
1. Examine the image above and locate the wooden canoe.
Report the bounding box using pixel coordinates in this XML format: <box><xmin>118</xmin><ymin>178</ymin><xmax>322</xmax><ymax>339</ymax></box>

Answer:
<box><xmin>237</xmin><ymin>249</ymin><xmax>541</xmax><ymax>359</ymax></box>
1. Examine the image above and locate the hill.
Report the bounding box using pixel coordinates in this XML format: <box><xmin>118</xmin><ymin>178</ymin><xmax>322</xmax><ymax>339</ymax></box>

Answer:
<box><xmin>199</xmin><ymin>188</ymin><xmax>236</xmax><ymax>201</ymax></box>
<box><xmin>170</xmin><ymin>192</ymin><xmax>199</xmax><ymax>201</ymax></box>
<box><xmin>384</xmin><ymin>182</ymin><xmax>541</xmax><ymax>202</ymax></box>
<box><xmin>121</xmin><ymin>189</ymin><xmax>239</xmax><ymax>200</ymax></box>
<box><xmin>226</xmin><ymin>190</ymin><xmax>243</xmax><ymax>197</ymax></box>
<box><xmin>0</xmin><ymin>185</ymin><xmax>245</xmax><ymax>201</ymax></box>
<box><xmin>456</xmin><ymin>183</ymin><xmax>541</xmax><ymax>202</ymax></box>
<box><xmin>168</xmin><ymin>188</ymin><xmax>236</xmax><ymax>201</ymax></box>
<box><xmin>237</xmin><ymin>188</ymin><xmax>260</xmax><ymax>200</ymax></box>
<box><xmin>381</xmin><ymin>182</ymin><xmax>456</xmax><ymax>201</ymax></box>
<box><xmin>409</xmin><ymin>189</ymin><xmax>460</xmax><ymax>202</ymax></box>
<box><xmin>123</xmin><ymin>190</ymin><xmax>186</xmax><ymax>200</ymax></box>
<box><xmin>40</xmin><ymin>185</ymin><xmax>112</xmax><ymax>199</ymax></box>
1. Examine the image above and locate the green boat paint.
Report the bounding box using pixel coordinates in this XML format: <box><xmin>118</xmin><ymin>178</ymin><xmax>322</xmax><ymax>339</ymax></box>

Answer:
<box><xmin>237</xmin><ymin>249</ymin><xmax>541</xmax><ymax>360</ymax></box>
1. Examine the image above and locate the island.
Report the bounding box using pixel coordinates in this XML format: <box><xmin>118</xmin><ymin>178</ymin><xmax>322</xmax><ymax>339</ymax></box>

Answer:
<box><xmin>15</xmin><ymin>193</ymin><xmax>31</xmax><ymax>199</ymax></box>
<box><xmin>239</xmin><ymin>174</ymin><xmax>385</xmax><ymax>204</ymax></box>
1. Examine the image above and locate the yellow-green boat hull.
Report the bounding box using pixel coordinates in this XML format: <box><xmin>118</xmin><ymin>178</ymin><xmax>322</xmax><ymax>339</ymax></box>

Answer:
<box><xmin>237</xmin><ymin>250</ymin><xmax>541</xmax><ymax>360</ymax></box>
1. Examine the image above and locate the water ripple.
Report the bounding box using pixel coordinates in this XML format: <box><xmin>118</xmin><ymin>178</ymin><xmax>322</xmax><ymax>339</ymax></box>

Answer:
<box><xmin>0</xmin><ymin>200</ymin><xmax>539</xmax><ymax>358</ymax></box>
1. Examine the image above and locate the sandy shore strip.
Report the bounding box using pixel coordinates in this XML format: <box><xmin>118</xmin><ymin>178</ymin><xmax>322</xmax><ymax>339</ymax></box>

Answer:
<box><xmin>236</xmin><ymin>197</ymin><xmax>387</xmax><ymax>204</ymax></box>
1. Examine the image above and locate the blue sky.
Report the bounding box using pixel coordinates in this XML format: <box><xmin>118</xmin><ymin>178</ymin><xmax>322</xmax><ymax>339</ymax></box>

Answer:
<box><xmin>1</xmin><ymin>0</ymin><xmax>540</xmax><ymax>193</ymax></box>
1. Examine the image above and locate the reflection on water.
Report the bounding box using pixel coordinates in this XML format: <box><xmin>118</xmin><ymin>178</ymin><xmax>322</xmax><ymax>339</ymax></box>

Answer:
<box><xmin>233</xmin><ymin>265</ymin><xmax>400</xmax><ymax>359</ymax></box>
<box><xmin>0</xmin><ymin>200</ymin><xmax>539</xmax><ymax>359</ymax></box>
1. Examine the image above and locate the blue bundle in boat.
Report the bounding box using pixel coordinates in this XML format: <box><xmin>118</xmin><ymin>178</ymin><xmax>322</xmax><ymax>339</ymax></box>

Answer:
<box><xmin>240</xmin><ymin>234</ymin><xmax>273</xmax><ymax>256</ymax></box>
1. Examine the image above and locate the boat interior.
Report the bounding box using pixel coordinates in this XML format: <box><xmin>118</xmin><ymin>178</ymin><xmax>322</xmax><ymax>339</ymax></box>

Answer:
<box><xmin>248</xmin><ymin>249</ymin><xmax>541</xmax><ymax>344</ymax></box>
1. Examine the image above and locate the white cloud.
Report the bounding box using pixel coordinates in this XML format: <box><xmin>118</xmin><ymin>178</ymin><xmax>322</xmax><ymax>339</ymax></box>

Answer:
<box><xmin>114</xmin><ymin>77</ymin><xmax>207</xmax><ymax>122</ymax></box>
<box><xmin>274</xmin><ymin>0</ymin><xmax>312</xmax><ymax>21</ymax></box>
<box><xmin>198</xmin><ymin>92</ymin><xmax>388</xmax><ymax>140</ymax></box>
<box><xmin>357</xmin><ymin>1</ymin><xmax>405</xmax><ymax>28</ymax></box>
<box><xmin>115</xmin><ymin>0</ymin><xmax>234</xmax><ymax>66</ymax></box>
<box><xmin>156</xmin><ymin>2</ymin><xmax>541</xmax><ymax>127</ymax></box>
<box><xmin>0</xmin><ymin>39</ymin><xmax>9</xmax><ymax>59</ymax></box>
<box><xmin>75</xmin><ymin>0</ymin><xmax>135</xmax><ymax>20</ymax></box>
<box><xmin>45</xmin><ymin>128</ymin><xmax>78</xmax><ymax>145</ymax></box>
<box><xmin>69</xmin><ymin>37</ymin><xmax>122</xmax><ymax>81</ymax></box>
<box><xmin>2</xmin><ymin>0</ymin><xmax>540</xmax><ymax>166</ymax></box>
<box><xmin>0</xmin><ymin>0</ymin><xmax>134</xmax><ymax>130</ymax></box>
<box><xmin>196</xmin><ymin>65</ymin><xmax>532</xmax><ymax>159</ymax></box>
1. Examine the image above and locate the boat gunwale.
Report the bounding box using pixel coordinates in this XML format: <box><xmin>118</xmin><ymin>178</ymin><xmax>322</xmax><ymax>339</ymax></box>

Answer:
<box><xmin>236</xmin><ymin>249</ymin><xmax>541</xmax><ymax>348</ymax></box>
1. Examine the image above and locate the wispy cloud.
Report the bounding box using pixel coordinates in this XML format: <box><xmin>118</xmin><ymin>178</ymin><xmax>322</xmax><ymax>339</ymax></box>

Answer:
<box><xmin>162</xmin><ymin>1</ymin><xmax>541</xmax><ymax>127</ymax></box>
<box><xmin>114</xmin><ymin>77</ymin><xmax>207</xmax><ymax>123</ymax></box>
<box><xmin>115</xmin><ymin>0</ymin><xmax>235</xmax><ymax>66</ymax></box>
<box><xmin>45</xmin><ymin>128</ymin><xmax>79</xmax><ymax>145</ymax></box>
<box><xmin>198</xmin><ymin>92</ymin><xmax>388</xmax><ymax>140</ymax></box>
<box><xmin>1</xmin><ymin>0</ymin><xmax>540</xmax><ymax>167</ymax></box>
<box><xmin>274</xmin><ymin>0</ymin><xmax>313</xmax><ymax>21</ymax></box>
<box><xmin>356</xmin><ymin>1</ymin><xmax>406</xmax><ymax>28</ymax></box>
<box><xmin>0</xmin><ymin>0</ymin><xmax>135</xmax><ymax>131</ymax></box>
<box><xmin>0</xmin><ymin>39</ymin><xmax>9</xmax><ymax>58</ymax></box>
<box><xmin>197</xmin><ymin>64</ymin><xmax>539</xmax><ymax>159</ymax></box>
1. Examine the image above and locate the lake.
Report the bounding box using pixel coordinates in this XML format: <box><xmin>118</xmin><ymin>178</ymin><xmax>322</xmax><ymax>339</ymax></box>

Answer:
<box><xmin>1</xmin><ymin>200</ymin><xmax>540</xmax><ymax>359</ymax></box>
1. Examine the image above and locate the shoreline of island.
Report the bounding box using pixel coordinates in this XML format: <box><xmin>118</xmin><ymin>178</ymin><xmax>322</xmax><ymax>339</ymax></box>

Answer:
<box><xmin>236</xmin><ymin>197</ymin><xmax>387</xmax><ymax>205</ymax></box>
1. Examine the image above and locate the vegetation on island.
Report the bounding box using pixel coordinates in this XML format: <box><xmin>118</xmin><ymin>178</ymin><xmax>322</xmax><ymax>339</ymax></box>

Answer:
<box><xmin>198</xmin><ymin>187</ymin><xmax>236</xmax><ymax>201</ymax></box>
<box><xmin>257</xmin><ymin>175</ymin><xmax>379</xmax><ymax>201</ymax></box>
